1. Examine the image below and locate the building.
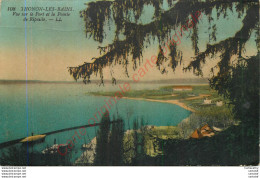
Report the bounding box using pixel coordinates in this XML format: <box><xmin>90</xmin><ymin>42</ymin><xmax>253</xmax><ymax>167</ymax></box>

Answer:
<box><xmin>216</xmin><ymin>101</ymin><xmax>223</xmax><ymax>106</ymax></box>
<box><xmin>203</xmin><ymin>98</ymin><xmax>212</xmax><ymax>104</ymax></box>
<box><xmin>190</xmin><ymin>124</ymin><xmax>215</xmax><ymax>139</ymax></box>
<box><xmin>173</xmin><ymin>86</ymin><xmax>192</xmax><ymax>91</ymax></box>
<box><xmin>190</xmin><ymin>129</ymin><xmax>203</xmax><ymax>139</ymax></box>
<box><xmin>200</xmin><ymin>124</ymin><xmax>214</xmax><ymax>137</ymax></box>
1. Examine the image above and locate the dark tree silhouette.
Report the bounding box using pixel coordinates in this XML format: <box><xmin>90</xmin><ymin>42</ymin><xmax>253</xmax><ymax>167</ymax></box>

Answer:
<box><xmin>108</xmin><ymin>116</ymin><xmax>125</xmax><ymax>165</ymax></box>
<box><xmin>210</xmin><ymin>53</ymin><xmax>259</xmax><ymax>123</ymax></box>
<box><xmin>68</xmin><ymin>0</ymin><xmax>259</xmax><ymax>83</ymax></box>
<box><xmin>94</xmin><ymin>113</ymin><xmax>125</xmax><ymax>166</ymax></box>
<box><xmin>94</xmin><ymin>112</ymin><xmax>111</xmax><ymax>165</ymax></box>
<box><xmin>131</xmin><ymin>118</ymin><xmax>146</xmax><ymax>165</ymax></box>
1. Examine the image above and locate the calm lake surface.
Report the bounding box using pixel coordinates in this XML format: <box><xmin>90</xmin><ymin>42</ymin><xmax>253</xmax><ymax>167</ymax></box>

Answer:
<box><xmin>0</xmin><ymin>83</ymin><xmax>191</xmax><ymax>162</ymax></box>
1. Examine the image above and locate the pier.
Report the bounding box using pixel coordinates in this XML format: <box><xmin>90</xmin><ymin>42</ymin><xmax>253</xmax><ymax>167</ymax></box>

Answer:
<box><xmin>0</xmin><ymin>121</ymin><xmax>121</xmax><ymax>149</ymax></box>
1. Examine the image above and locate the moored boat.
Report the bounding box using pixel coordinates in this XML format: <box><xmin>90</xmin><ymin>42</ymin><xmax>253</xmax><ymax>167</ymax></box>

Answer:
<box><xmin>20</xmin><ymin>135</ymin><xmax>46</xmax><ymax>143</ymax></box>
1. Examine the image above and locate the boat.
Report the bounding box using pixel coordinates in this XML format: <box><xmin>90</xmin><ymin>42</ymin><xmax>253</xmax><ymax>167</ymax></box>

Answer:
<box><xmin>20</xmin><ymin>135</ymin><xmax>46</xmax><ymax>143</ymax></box>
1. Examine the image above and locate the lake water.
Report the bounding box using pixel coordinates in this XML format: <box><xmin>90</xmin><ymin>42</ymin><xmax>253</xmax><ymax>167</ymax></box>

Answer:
<box><xmin>0</xmin><ymin>83</ymin><xmax>191</xmax><ymax>163</ymax></box>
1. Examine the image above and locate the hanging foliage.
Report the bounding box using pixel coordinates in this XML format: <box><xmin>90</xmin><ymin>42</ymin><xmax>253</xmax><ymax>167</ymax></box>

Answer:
<box><xmin>69</xmin><ymin>0</ymin><xmax>258</xmax><ymax>83</ymax></box>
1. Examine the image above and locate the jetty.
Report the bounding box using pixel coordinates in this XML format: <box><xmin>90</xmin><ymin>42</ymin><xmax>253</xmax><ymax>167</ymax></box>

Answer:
<box><xmin>0</xmin><ymin>120</ymin><xmax>122</xmax><ymax>149</ymax></box>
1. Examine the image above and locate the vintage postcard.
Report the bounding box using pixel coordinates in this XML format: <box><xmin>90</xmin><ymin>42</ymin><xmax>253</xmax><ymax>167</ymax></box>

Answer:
<box><xmin>0</xmin><ymin>0</ymin><xmax>259</xmax><ymax>170</ymax></box>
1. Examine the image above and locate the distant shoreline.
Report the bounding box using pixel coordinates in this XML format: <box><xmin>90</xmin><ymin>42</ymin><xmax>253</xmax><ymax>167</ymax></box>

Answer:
<box><xmin>0</xmin><ymin>80</ymin><xmax>76</xmax><ymax>84</ymax></box>
<box><xmin>0</xmin><ymin>78</ymin><xmax>209</xmax><ymax>85</ymax></box>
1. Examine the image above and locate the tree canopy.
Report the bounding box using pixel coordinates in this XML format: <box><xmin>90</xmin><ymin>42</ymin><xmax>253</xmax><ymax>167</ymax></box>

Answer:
<box><xmin>68</xmin><ymin>0</ymin><xmax>259</xmax><ymax>84</ymax></box>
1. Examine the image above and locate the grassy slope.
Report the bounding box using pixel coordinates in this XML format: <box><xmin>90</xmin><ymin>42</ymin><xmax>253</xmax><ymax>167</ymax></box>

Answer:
<box><xmin>90</xmin><ymin>85</ymin><xmax>235</xmax><ymax>135</ymax></box>
<box><xmin>91</xmin><ymin>85</ymin><xmax>220</xmax><ymax>100</ymax></box>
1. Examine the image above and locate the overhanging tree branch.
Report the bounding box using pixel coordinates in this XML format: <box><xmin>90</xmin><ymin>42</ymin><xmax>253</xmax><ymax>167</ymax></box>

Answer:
<box><xmin>184</xmin><ymin>4</ymin><xmax>258</xmax><ymax>76</ymax></box>
<box><xmin>69</xmin><ymin>0</ymin><xmax>258</xmax><ymax>83</ymax></box>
